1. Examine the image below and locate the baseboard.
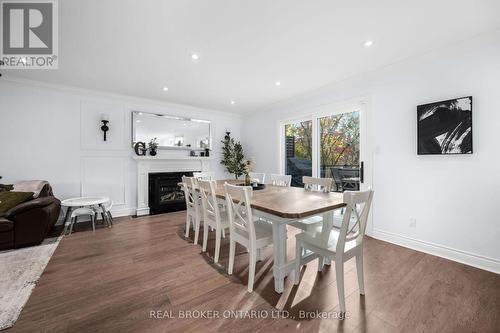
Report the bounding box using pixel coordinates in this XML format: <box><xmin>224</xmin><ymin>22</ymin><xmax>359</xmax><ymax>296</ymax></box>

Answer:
<box><xmin>371</xmin><ymin>228</ymin><xmax>500</xmax><ymax>274</ymax></box>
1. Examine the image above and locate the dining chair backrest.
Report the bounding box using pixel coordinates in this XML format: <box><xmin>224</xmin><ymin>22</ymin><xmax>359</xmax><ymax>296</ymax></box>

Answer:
<box><xmin>270</xmin><ymin>174</ymin><xmax>292</xmax><ymax>187</ymax></box>
<box><xmin>193</xmin><ymin>172</ymin><xmax>213</xmax><ymax>181</ymax></box>
<box><xmin>224</xmin><ymin>183</ymin><xmax>256</xmax><ymax>241</ymax></box>
<box><xmin>198</xmin><ymin>179</ymin><xmax>221</xmax><ymax>225</ymax></box>
<box><xmin>249</xmin><ymin>172</ymin><xmax>266</xmax><ymax>184</ymax></box>
<box><xmin>334</xmin><ymin>190</ymin><xmax>374</xmax><ymax>253</ymax></box>
<box><xmin>181</xmin><ymin>176</ymin><xmax>199</xmax><ymax>212</ymax></box>
<box><xmin>302</xmin><ymin>176</ymin><xmax>333</xmax><ymax>192</ymax></box>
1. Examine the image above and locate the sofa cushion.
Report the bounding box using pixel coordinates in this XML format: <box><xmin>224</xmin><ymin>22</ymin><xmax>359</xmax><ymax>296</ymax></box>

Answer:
<box><xmin>0</xmin><ymin>191</ymin><xmax>34</xmax><ymax>217</ymax></box>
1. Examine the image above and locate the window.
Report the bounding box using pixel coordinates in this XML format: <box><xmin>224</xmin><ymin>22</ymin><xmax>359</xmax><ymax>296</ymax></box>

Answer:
<box><xmin>282</xmin><ymin>109</ymin><xmax>361</xmax><ymax>191</ymax></box>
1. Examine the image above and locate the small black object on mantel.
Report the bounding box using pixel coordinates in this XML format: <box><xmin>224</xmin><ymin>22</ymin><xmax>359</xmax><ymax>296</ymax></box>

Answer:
<box><xmin>134</xmin><ymin>142</ymin><xmax>147</xmax><ymax>156</ymax></box>
<box><xmin>190</xmin><ymin>150</ymin><xmax>197</xmax><ymax>157</ymax></box>
<box><xmin>205</xmin><ymin>148</ymin><xmax>210</xmax><ymax>157</ymax></box>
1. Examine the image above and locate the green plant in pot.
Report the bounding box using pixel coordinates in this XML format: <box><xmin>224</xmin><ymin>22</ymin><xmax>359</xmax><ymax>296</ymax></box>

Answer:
<box><xmin>148</xmin><ymin>138</ymin><xmax>159</xmax><ymax>156</ymax></box>
<box><xmin>220</xmin><ymin>132</ymin><xmax>245</xmax><ymax>179</ymax></box>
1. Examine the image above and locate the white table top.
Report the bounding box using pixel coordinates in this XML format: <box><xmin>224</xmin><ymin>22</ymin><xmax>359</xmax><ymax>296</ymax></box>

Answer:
<box><xmin>61</xmin><ymin>196</ymin><xmax>110</xmax><ymax>207</ymax></box>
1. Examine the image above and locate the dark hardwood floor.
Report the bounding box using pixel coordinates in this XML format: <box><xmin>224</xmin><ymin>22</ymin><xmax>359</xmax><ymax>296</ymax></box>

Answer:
<box><xmin>7</xmin><ymin>212</ymin><xmax>500</xmax><ymax>333</ymax></box>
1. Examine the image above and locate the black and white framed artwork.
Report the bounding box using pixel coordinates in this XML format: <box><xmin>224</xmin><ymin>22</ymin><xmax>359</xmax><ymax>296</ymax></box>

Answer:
<box><xmin>417</xmin><ymin>96</ymin><xmax>473</xmax><ymax>155</ymax></box>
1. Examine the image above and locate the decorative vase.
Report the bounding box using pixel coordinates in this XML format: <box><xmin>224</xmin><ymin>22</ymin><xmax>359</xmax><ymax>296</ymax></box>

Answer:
<box><xmin>149</xmin><ymin>149</ymin><xmax>157</xmax><ymax>156</ymax></box>
<box><xmin>245</xmin><ymin>173</ymin><xmax>251</xmax><ymax>186</ymax></box>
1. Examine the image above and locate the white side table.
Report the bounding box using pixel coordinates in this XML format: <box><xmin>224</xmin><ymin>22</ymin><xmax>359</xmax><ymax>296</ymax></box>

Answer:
<box><xmin>61</xmin><ymin>196</ymin><xmax>111</xmax><ymax>232</ymax></box>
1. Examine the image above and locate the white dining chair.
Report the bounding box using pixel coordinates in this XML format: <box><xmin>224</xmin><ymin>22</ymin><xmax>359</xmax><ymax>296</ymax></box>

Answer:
<box><xmin>270</xmin><ymin>174</ymin><xmax>292</xmax><ymax>187</ymax></box>
<box><xmin>291</xmin><ymin>176</ymin><xmax>334</xmax><ymax>231</ymax></box>
<box><xmin>181</xmin><ymin>176</ymin><xmax>202</xmax><ymax>245</ymax></box>
<box><xmin>224</xmin><ymin>183</ymin><xmax>273</xmax><ymax>292</ymax></box>
<box><xmin>68</xmin><ymin>207</ymin><xmax>96</xmax><ymax>234</ymax></box>
<box><xmin>294</xmin><ymin>190</ymin><xmax>374</xmax><ymax>314</ymax></box>
<box><xmin>248</xmin><ymin>172</ymin><xmax>266</xmax><ymax>184</ymax></box>
<box><xmin>303</xmin><ymin>176</ymin><xmax>333</xmax><ymax>192</ymax></box>
<box><xmin>193</xmin><ymin>172</ymin><xmax>213</xmax><ymax>180</ymax></box>
<box><xmin>198</xmin><ymin>179</ymin><xmax>230</xmax><ymax>263</ymax></box>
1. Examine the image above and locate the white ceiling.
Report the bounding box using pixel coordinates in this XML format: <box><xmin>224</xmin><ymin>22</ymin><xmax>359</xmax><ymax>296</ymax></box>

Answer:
<box><xmin>4</xmin><ymin>0</ymin><xmax>500</xmax><ymax>113</ymax></box>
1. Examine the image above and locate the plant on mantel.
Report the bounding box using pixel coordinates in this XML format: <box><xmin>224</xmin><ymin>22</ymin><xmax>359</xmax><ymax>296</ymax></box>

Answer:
<box><xmin>148</xmin><ymin>138</ymin><xmax>159</xmax><ymax>156</ymax></box>
<box><xmin>220</xmin><ymin>132</ymin><xmax>246</xmax><ymax>179</ymax></box>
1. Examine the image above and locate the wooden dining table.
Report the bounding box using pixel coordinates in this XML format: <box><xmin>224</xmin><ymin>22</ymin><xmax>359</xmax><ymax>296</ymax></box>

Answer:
<box><xmin>182</xmin><ymin>179</ymin><xmax>346</xmax><ymax>293</ymax></box>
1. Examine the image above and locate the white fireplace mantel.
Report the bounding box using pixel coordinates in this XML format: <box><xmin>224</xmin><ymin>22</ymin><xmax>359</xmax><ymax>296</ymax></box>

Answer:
<box><xmin>133</xmin><ymin>156</ymin><xmax>212</xmax><ymax>216</ymax></box>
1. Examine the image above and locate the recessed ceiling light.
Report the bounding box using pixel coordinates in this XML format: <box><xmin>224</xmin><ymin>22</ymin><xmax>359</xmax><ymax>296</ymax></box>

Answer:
<box><xmin>275</xmin><ymin>81</ymin><xmax>281</xmax><ymax>86</ymax></box>
<box><xmin>138</xmin><ymin>112</ymin><xmax>143</xmax><ymax>115</ymax></box>
<box><xmin>136</xmin><ymin>120</ymin><xmax>141</xmax><ymax>123</ymax></box>
<box><xmin>230</xmin><ymin>100</ymin><xmax>235</xmax><ymax>105</ymax></box>
<box><xmin>162</xmin><ymin>86</ymin><xmax>169</xmax><ymax>92</ymax></box>
<box><xmin>191</xmin><ymin>53</ymin><xmax>199</xmax><ymax>61</ymax></box>
<box><xmin>364</xmin><ymin>40</ymin><xmax>374</xmax><ymax>47</ymax></box>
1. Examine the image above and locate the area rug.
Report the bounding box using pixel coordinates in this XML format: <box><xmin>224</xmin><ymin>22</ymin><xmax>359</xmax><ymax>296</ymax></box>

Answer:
<box><xmin>0</xmin><ymin>235</ymin><xmax>62</xmax><ymax>330</ymax></box>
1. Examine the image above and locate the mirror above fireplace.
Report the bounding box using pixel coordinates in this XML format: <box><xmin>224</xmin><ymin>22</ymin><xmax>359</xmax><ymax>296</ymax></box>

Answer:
<box><xmin>132</xmin><ymin>111</ymin><xmax>211</xmax><ymax>150</ymax></box>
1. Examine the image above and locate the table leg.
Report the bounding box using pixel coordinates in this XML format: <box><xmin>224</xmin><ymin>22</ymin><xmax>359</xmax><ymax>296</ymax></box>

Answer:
<box><xmin>99</xmin><ymin>204</ymin><xmax>111</xmax><ymax>228</ymax></box>
<box><xmin>63</xmin><ymin>207</ymin><xmax>72</xmax><ymax>224</ymax></box>
<box><xmin>322</xmin><ymin>211</ymin><xmax>334</xmax><ymax>266</ymax></box>
<box><xmin>272</xmin><ymin>222</ymin><xmax>287</xmax><ymax>293</ymax></box>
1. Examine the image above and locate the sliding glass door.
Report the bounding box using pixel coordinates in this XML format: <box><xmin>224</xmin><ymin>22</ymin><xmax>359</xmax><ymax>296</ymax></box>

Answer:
<box><xmin>285</xmin><ymin>120</ymin><xmax>312</xmax><ymax>187</ymax></box>
<box><xmin>281</xmin><ymin>101</ymin><xmax>368</xmax><ymax>192</ymax></box>
<box><xmin>319</xmin><ymin>111</ymin><xmax>360</xmax><ymax>191</ymax></box>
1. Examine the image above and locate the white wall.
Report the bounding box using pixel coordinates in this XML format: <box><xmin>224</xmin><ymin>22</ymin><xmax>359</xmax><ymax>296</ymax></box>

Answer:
<box><xmin>0</xmin><ymin>80</ymin><xmax>242</xmax><ymax>217</ymax></box>
<box><xmin>241</xmin><ymin>31</ymin><xmax>500</xmax><ymax>272</ymax></box>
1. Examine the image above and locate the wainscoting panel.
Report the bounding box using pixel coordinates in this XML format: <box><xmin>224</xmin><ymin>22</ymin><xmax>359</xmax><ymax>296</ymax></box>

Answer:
<box><xmin>80</xmin><ymin>101</ymin><xmax>127</xmax><ymax>151</ymax></box>
<box><xmin>81</xmin><ymin>156</ymin><xmax>128</xmax><ymax>206</ymax></box>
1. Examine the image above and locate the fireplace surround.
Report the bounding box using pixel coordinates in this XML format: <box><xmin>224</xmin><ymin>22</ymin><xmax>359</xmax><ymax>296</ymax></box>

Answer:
<box><xmin>133</xmin><ymin>156</ymin><xmax>211</xmax><ymax>216</ymax></box>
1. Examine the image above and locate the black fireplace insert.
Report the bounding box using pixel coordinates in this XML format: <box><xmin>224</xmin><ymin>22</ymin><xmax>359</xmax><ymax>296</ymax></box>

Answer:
<box><xmin>148</xmin><ymin>171</ymin><xmax>198</xmax><ymax>215</ymax></box>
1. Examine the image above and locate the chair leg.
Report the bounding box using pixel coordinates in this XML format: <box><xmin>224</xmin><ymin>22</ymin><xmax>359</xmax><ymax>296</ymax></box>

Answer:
<box><xmin>222</xmin><ymin>228</ymin><xmax>225</xmax><ymax>239</ymax></box>
<box><xmin>294</xmin><ymin>243</ymin><xmax>302</xmax><ymax>285</ymax></box>
<box><xmin>356</xmin><ymin>253</ymin><xmax>365</xmax><ymax>295</ymax></box>
<box><xmin>202</xmin><ymin>222</ymin><xmax>209</xmax><ymax>252</ymax></box>
<box><xmin>91</xmin><ymin>215</ymin><xmax>95</xmax><ymax>232</ymax></box>
<box><xmin>324</xmin><ymin>256</ymin><xmax>332</xmax><ymax>266</ymax></box>
<box><xmin>318</xmin><ymin>256</ymin><xmax>325</xmax><ymax>272</ymax></box>
<box><xmin>256</xmin><ymin>248</ymin><xmax>263</xmax><ymax>262</ymax></box>
<box><xmin>335</xmin><ymin>258</ymin><xmax>346</xmax><ymax>313</ymax></box>
<box><xmin>193</xmin><ymin>217</ymin><xmax>200</xmax><ymax>245</ymax></box>
<box><xmin>68</xmin><ymin>217</ymin><xmax>75</xmax><ymax>235</ymax></box>
<box><xmin>248</xmin><ymin>248</ymin><xmax>256</xmax><ymax>293</ymax></box>
<box><xmin>214</xmin><ymin>229</ymin><xmax>221</xmax><ymax>263</ymax></box>
<box><xmin>185</xmin><ymin>214</ymin><xmax>190</xmax><ymax>238</ymax></box>
<box><xmin>228</xmin><ymin>239</ymin><xmax>235</xmax><ymax>275</ymax></box>
<box><xmin>107</xmin><ymin>211</ymin><xmax>113</xmax><ymax>225</ymax></box>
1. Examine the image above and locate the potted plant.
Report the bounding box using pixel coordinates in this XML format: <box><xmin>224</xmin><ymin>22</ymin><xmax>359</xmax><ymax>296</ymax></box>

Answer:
<box><xmin>220</xmin><ymin>132</ymin><xmax>246</xmax><ymax>179</ymax></box>
<box><xmin>148</xmin><ymin>138</ymin><xmax>159</xmax><ymax>156</ymax></box>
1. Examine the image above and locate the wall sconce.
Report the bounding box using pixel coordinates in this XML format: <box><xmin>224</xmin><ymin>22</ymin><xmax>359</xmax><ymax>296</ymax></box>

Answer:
<box><xmin>100</xmin><ymin>114</ymin><xmax>109</xmax><ymax>141</ymax></box>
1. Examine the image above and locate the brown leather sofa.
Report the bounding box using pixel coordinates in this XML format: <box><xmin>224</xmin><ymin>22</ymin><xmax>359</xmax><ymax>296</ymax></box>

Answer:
<box><xmin>0</xmin><ymin>182</ymin><xmax>61</xmax><ymax>250</ymax></box>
